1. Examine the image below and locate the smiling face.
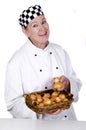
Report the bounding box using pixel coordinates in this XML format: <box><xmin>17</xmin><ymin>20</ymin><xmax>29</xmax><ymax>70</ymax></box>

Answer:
<box><xmin>22</xmin><ymin>15</ymin><xmax>49</xmax><ymax>49</ymax></box>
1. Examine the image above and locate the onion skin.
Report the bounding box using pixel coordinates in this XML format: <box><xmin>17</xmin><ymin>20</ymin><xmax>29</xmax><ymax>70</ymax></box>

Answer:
<box><xmin>30</xmin><ymin>94</ymin><xmax>37</xmax><ymax>101</ymax></box>
<box><xmin>43</xmin><ymin>99</ymin><xmax>52</xmax><ymax>106</ymax></box>
<box><xmin>53</xmin><ymin>82</ymin><xmax>63</xmax><ymax>90</ymax></box>
<box><xmin>54</xmin><ymin>77</ymin><xmax>60</xmax><ymax>83</ymax></box>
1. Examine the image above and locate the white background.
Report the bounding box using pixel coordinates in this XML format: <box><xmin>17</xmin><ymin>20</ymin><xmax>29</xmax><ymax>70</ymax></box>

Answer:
<box><xmin>0</xmin><ymin>0</ymin><xmax>86</xmax><ymax>120</ymax></box>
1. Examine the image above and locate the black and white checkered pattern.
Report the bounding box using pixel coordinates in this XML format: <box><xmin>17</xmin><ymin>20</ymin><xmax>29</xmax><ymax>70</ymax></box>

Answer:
<box><xmin>18</xmin><ymin>5</ymin><xmax>44</xmax><ymax>28</ymax></box>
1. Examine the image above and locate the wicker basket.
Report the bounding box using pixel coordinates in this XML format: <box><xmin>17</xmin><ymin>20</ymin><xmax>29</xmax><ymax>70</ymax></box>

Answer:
<box><xmin>24</xmin><ymin>89</ymin><xmax>74</xmax><ymax>114</ymax></box>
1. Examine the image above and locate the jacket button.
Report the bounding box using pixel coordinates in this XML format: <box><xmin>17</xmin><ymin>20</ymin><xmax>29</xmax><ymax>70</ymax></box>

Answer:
<box><xmin>34</xmin><ymin>54</ymin><xmax>37</xmax><ymax>56</ymax></box>
<box><xmin>64</xmin><ymin>115</ymin><xmax>67</xmax><ymax>118</ymax></box>
<box><xmin>56</xmin><ymin>67</ymin><xmax>58</xmax><ymax>69</ymax></box>
<box><xmin>45</xmin><ymin>86</ymin><xmax>47</xmax><ymax>89</ymax></box>
<box><xmin>40</xmin><ymin>69</ymin><xmax>42</xmax><ymax>72</ymax></box>
<box><xmin>50</xmin><ymin>52</ymin><xmax>52</xmax><ymax>54</ymax></box>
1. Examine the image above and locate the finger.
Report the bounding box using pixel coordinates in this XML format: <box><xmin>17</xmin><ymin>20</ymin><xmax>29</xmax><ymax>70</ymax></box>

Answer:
<box><xmin>52</xmin><ymin>109</ymin><xmax>63</xmax><ymax>115</ymax></box>
<box><xmin>60</xmin><ymin>76</ymin><xmax>66</xmax><ymax>82</ymax></box>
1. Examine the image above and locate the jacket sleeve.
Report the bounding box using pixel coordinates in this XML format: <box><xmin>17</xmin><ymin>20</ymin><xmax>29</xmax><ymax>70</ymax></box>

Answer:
<box><xmin>64</xmin><ymin>50</ymin><xmax>82</xmax><ymax>102</ymax></box>
<box><xmin>4</xmin><ymin>58</ymin><xmax>37</xmax><ymax>119</ymax></box>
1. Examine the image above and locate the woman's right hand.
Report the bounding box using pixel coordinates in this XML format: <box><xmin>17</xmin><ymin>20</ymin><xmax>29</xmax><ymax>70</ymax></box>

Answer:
<box><xmin>46</xmin><ymin>109</ymin><xmax>63</xmax><ymax>115</ymax></box>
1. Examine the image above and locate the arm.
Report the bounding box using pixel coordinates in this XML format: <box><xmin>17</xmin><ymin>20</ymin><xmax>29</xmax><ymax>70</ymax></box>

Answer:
<box><xmin>4</xmin><ymin>59</ymin><xmax>37</xmax><ymax>118</ymax></box>
<box><xmin>64</xmin><ymin>50</ymin><xmax>82</xmax><ymax>102</ymax></box>
<box><xmin>52</xmin><ymin>46</ymin><xmax>82</xmax><ymax>102</ymax></box>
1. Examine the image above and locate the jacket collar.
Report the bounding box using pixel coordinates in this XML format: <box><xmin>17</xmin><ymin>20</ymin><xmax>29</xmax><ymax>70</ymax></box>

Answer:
<box><xmin>25</xmin><ymin>39</ymin><xmax>52</xmax><ymax>55</ymax></box>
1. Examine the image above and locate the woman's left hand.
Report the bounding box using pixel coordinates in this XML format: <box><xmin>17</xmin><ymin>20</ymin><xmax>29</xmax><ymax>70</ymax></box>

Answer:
<box><xmin>59</xmin><ymin>75</ymin><xmax>70</xmax><ymax>92</ymax></box>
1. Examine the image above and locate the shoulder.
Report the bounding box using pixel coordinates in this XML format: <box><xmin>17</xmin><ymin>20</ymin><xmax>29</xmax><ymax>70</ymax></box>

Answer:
<box><xmin>50</xmin><ymin>42</ymin><xmax>62</xmax><ymax>48</ymax></box>
<box><xmin>7</xmin><ymin>42</ymin><xmax>27</xmax><ymax>66</ymax></box>
<box><xmin>50</xmin><ymin>42</ymin><xmax>70</xmax><ymax>59</ymax></box>
<box><xmin>50</xmin><ymin>42</ymin><xmax>66</xmax><ymax>53</ymax></box>
<box><xmin>49</xmin><ymin>42</ymin><xmax>65</xmax><ymax>52</ymax></box>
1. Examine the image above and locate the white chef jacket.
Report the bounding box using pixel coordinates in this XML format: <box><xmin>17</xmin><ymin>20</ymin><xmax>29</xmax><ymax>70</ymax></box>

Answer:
<box><xmin>5</xmin><ymin>39</ymin><xmax>82</xmax><ymax>119</ymax></box>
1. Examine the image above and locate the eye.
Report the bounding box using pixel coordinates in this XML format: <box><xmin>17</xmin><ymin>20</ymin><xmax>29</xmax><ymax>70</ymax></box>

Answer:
<box><xmin>42</xmin><ymin>20</ymin><xmax>47</xmax><ymax>24</ymax></box>
<box><xmin>32</xmin><ymin>24</ymin><xmax>38</xmax><ymax>28</ymax></box>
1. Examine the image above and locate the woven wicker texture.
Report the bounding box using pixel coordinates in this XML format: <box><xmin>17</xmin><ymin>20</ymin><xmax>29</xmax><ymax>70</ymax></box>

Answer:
<box><xmin>24</xmin><ymin>89</ymin><xmax>74</xmax><ymax>114</ymax></box>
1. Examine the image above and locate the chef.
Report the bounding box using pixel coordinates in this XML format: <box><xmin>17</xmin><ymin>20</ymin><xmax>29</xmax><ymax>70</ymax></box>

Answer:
<box><xmin>5</xmin><ymin>5</ymin><xmax>82</xmax><ymax>120</ymax></box>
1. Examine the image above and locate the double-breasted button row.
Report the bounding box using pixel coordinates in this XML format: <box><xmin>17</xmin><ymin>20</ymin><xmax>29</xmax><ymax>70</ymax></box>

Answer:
<box><xmin>39</xmin><ymin>67</ymin><xmax>58</xmax><ymax>72</ymax></box>
<box><xmin>34</xmin><ymin>52</ymin><xmax>58</xmax><ymax>72</ymax></box>
<box><xmin>34</xmin><ymin>52</ymin><xmax>53</xmax><ymax>57</ymax></box>
<box><xmin>39</xmin><ymin>67</ymin><xmax>58</xmax><ymax>73</ymax></box>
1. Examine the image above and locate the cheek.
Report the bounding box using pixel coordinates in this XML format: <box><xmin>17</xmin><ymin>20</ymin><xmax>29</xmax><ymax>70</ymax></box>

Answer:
<box><xmin>27</xmin><ymin>31</ymin><xmax>34</xmax><ymax>38</ymax></box>
<box><xmin>29</xmin><ymin>32</ymin><xmax>38</xmax><ymax>40</ymax></box>
<box><xmin>45</xmin><ymin>23</ymin><xmax>49</xmax><ymax>30</ymax></box>
<box><xmin>46</xmin><ymin>25</ymin><xmax>49</xmax><ymax>35</ymax></box>
<box><xmin>30</xmin><ymin>30</ymin><xmax>38</xmax><ymax>36</ymax></box>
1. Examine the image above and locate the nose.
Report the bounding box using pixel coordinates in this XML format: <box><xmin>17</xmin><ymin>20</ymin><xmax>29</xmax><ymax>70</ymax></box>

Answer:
<box><xmin>39</xmin><ymin>24</ymin><xmax>45</xmax><ymax>31</ymax></box>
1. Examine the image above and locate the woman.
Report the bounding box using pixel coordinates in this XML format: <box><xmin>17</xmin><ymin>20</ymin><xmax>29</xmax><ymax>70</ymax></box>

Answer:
<box><xmin>5</xmin><ymin>5</ymin><xmax>82</xmax><ymax>119</ymax></box>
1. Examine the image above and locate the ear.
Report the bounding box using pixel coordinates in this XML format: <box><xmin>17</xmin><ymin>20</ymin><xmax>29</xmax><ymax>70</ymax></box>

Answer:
<box><xmin>22</xmin><ymin>29</ymin><xmax>28</xmax><ymax>37</ymax></box>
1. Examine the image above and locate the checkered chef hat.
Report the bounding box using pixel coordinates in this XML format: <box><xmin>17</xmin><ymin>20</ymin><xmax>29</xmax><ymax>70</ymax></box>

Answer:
<box><xmin>18</xmin><ymin>5</ymin><xmax>44</xmax><ymax>28</ymax></box>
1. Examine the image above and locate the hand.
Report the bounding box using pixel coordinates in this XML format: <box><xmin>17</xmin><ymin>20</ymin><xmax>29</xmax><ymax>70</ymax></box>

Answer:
<box><xmin>59</xmin><ymin>75</ymin><xmax>70</xmax><ymax>92</ymax></box>
<box><xmin>46</xmin><ymin>109</ymin><xmax>63</xmax><ymax>115</ymax></box>
<box><xmin>52</xmin><ymin>75</ymin><xmax>70</xmax><ymax>92</ymax></box>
